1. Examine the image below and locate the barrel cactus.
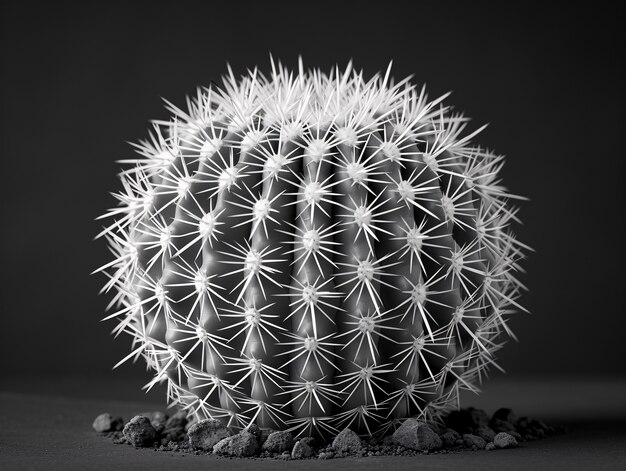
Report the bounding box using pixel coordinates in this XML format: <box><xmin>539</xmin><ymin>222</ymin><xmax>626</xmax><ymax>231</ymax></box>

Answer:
<box><xmin>96</xmin><ymin>60</ymin><xmax>527</xmax><ymax>439</ymax></box>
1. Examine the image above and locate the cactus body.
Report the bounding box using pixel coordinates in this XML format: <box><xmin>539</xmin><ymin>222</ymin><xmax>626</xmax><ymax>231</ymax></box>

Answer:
<box><xmin>97</xmin><ymin>61</ymin><xmax>527</xmax><ymax>438</ymax></box>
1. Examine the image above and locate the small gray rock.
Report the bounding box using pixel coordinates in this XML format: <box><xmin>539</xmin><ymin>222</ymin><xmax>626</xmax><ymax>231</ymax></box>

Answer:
<box><xmin>262</xmin><ymin>430</ymin><xmax>294</xmax><ymax>454</ymax></box>
<box><xmin>332</xmin><ymin>427</ymin><xmax>362</xmax><ymax>453</ymax></box>
<box><xmin>439</xmin><ymin>428</ymin><xmax>462</xmax><ymax>448</ymax></box>
<box><xmin>291</xmin><ymin>440</ymin><xmax>313</xmax><ymax>459</ymax></box>
<box><xmin>213</xmin><ymin>431</ymin><xmax>259</xmax><ymax>457</ymax></box>
<box><xmin>318</xmin><ymin>451</ymin><xmax>334</xmax><ymax>459</ymax></box>
<box><xmin>188</xmin><ymin>418</ymin><xmax>230</xmax><ymax>451</ymax></box>
<box><xmin>300</xmin><ymin>436</ymin><xmax>316</xmax><ymax>449</ymax></box>
<box><xmin>474</xmin><ymin>426</ymin><xmax>496</xmax><ymax>442</ymax></box>
<box><xmin>485</xmin><ymin>442</ymin><xmax>496</xmax><ymax>451</ymax></box>
<box><xmin>123</xmin><ymin>416</ymin><xmax>158</xmax><ymax>447</ymax></box>
<box><xmin>92</xmin><ymin>413</ymin><xmax>124</xmax><ymax>433</ymax></box>
<box><xmin>462</xmin><ymin>433</ymin><xmax>487</xmax><ymax>450</ymax></box>
<box><xmin>392</xmin><ymin>418</ymin><xmax>442</xmax><ymax>452</ymax></box>
<box><xmin>493</xmin><ymin>432</ymin><xmax>518</xmax><ymax>449</ymax></box>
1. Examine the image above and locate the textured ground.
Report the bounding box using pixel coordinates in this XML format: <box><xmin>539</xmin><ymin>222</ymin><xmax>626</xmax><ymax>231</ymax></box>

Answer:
<box><xmin>1</xmin><ymin>377</ymin><xmax>625</xmax><ymax>470</ymax></box>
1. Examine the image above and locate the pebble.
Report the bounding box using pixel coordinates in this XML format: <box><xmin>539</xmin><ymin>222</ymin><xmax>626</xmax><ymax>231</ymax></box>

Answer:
<box><xmin>123</xmin><ymin>416</ymin><xmax>158</xmax><ymax>447</ymax></box>
<box><xmin>318</xmin><ymin>451</ymin><xmax>334</xmax><ymax>459</ymax></box>
<box><xmin>332</xmin><ymin>427</ymin><xmax>362</xmax><ymax>453</ymax></box>
<box><xmin>300</xmin><ymin>436</ymin><xmax>316</xmax><ymax>449</ymax></box>
<box><xmin>213</xmin><ymin>431</ymin><xmax>259</xmax><ymax>457</ymax></box>
<box><xmin>485</xmin><ymin>442</ymin><xmax>496</xmax><ymax>451</ymax></box>
<box><xmin>262</xmin><ymin>430</ymin><xmax>294</xmax><ymax>454</ymax></box>
<box><xmin>462</xmin><ymin>433</ymin><xmax>487</xmax><ymax>450</ymax></box>
<box><xmin>187</xmin><ymin>418</ymin><xmax>230</xmax><ymax>451</ymax></box>
<box><xmin>92</xmin><ymin>413</ymin><xmax>124</xmax><ymax>433</ymax></box>
<box><xmin>392</xmin><ymin>418</ymin><xmax>442</xmax><ymax>452</ymax></box>
<box><xmin>291</xmin><ymin>440</ymin><xmax>313</xmax><ymax>459</ymax></box>
<box><xmin>439</xmin><ymin>428</ymin><xmax>462</xmax><ymax>448</ymax></box>
<box><xmin>493</xmin><ymin>432</ymin><xmax>518</xmax><ymax>449</ymax></box>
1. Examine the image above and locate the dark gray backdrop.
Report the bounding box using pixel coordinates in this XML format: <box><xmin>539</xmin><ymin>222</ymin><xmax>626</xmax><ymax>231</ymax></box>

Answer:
<box><xmin>1</xmin><ymin>1</ymin><xmax>624</xmax><ymax>385</ymax></box>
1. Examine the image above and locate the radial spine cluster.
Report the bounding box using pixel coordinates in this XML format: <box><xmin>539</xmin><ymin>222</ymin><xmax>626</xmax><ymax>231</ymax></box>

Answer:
<box><xmin>96</xmin><ymin>59</ymin><xmax>528</xmax><ymax>439</ymax></box>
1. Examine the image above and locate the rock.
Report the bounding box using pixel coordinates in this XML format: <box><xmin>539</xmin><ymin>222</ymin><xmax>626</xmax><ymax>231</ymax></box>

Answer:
<box><xmin>490</xmin><ymin>418</ymin><xmax>516</xmax><ymax>433</ymax></box>
<box><xmin>262</xmin><ymin>430</ymin><xmax>294</xmax><ymax>454</ymax></box>
<box><xmin>187</xmin><ymin>419</ymin><xmax>230</xmax><ymax>451</ymax></box>
<box><xmin>509</xmin><ymin>431</ymin><xmax>522</xmax><ymax>441</ymax></box>
<box><xmin>493</xmin><ymin>432</ymin><xmax>518</xmax><ymax>449</ymax></box>
<box><xmin>164</xmin><ymin>410</ymin><xmax>187</xmax><ymax>429</ymax></box>
<box><xmin>291</xmin><ymin>440</ymin><xmax>313</xmax><ymax>459</ymax></box>
<box><xmin>474</xmin><ymin>426</ymin><xmax>496</xmax><ymax>442</ymax></box>
<box><xmin>492</xmin><ymin>408</ymin><xmax>517</xmax><ymax>424</ymax></box>
<box><xmin>300</xmin><ymin>436</ymin><xmax>316</xmax><ymax>449</ymax></box>
<box><xmin>485</xmin><ymin>442</ymin><xmax>496</xmax><ymax>451</ymax></box>
<box><xmin>245</xmin><ymin>423</ymin><xmax>262</xmax><ymax>443</ymax></box>
<box><xmin>318</xmin><ymin>451</ymin><xmax>334</xmax><ymax>459</ymax></box>
<box><xmin>213</xmin><ymin>431</ymin><xmax>259</xmax><ymax>457</ymax></box>
<box><xmin>139</xmin><ymin>411</ymin><xmax>168</xmax><ymax>427</ymax></box>
<box><xmin>462</xmin><ymin>433</ymin><xmax>487</xmax><ymax>450</ymax></box>
<box><xmin>92</xmin><ymin>413</ymin><xmax>124</xmax><ymax>433</ymax></box>
<box><xmin>332</xmin><ymin>428</ymin><xmax>362</xmax><ymax>453</ymax></box>
<box><xmin>392</xmin><ymin>418</ymin><xmax>442</xmax><ymax>452</ymax></box>
<box><xmin>439</xmin><ymin>428</ymin><xmax>462</xmax><ymax>448</ymax></box>
<box><xmin>382</xmin><ymin>435</ymin><xmax>395</xmax><ymax>446</ymax></box>
<box><xmin>123</xmin><ymin>416</ymin><xmax>158</xmax><ymax>447</ymax></box>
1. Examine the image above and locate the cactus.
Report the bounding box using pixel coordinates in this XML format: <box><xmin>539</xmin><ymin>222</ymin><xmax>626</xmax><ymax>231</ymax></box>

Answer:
<box><xmin>96</xmin><ymin>60</ymin><xmax>528</xmax><ymax>439</ymax></box>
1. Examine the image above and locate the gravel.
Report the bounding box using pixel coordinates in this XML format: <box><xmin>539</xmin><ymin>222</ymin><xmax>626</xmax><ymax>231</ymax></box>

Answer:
<box><xmin>94</xmin><ymin>406</ymin><xmax>560</xmax><ymax>459</ymax></box>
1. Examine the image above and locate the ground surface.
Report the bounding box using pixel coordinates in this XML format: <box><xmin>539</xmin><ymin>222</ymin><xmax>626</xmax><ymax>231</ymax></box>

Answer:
<box><xmin>1</xmin><ymin>377</ymin><xmax>625</xmax><ymax>470</ymax></box>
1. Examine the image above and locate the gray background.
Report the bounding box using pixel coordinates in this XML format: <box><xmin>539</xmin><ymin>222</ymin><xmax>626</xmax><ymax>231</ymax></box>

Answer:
<box><xmin>1</xmin><ymin>0</ymin><xmax>624</xmax><ymax>387</ymax></box>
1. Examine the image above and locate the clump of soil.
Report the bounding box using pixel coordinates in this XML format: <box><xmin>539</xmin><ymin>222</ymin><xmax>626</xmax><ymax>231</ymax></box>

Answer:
<box><xmin>93</xmin><ymin>407</ymin><xmax>565</xmax><ymax>460</ymax></box>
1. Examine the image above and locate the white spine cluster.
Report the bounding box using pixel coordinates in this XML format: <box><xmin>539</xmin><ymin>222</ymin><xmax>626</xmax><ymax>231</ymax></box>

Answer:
<box><xmin>96</xmin><ymin>59</ymin><xmax>528</xmax><ymax>439</ymax></box>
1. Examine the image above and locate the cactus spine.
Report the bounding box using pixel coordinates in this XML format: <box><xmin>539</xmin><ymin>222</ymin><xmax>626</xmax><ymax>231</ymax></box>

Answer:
<box><xmin>96</xmin><ymin>60</ymin><xmax>527</xmax><ymax>438</ymax></box>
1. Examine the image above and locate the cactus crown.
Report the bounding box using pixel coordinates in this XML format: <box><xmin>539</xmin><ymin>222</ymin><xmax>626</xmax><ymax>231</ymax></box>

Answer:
<box><xmin>96</xmin><ymin>59</ymin><xmax>527</xmax><ymax>439</ymax></box>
